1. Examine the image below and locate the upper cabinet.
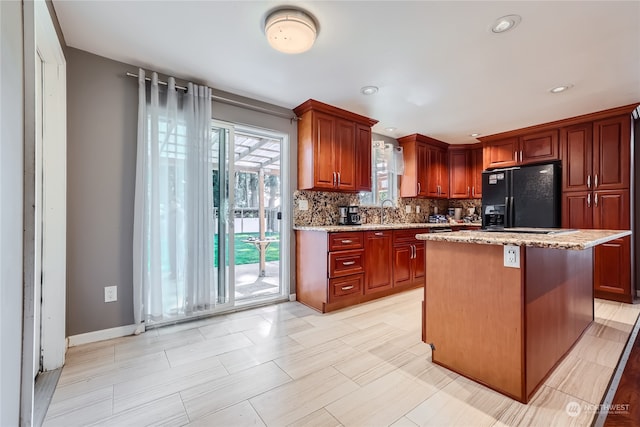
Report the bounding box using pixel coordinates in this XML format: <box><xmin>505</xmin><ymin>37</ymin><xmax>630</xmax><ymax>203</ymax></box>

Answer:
<box><xmin>448</xmin><ymin>144</ymin><xmax>483</xmax><ymax>199</ymax></box>
<box><xmin>482</xmin><ymin>130</ymin><xmax>559</xmax><ymax>169</ymax></box>
<box><xmin>294</xmin><ymin>99</ymin><xmax>378</xmax><ymax>192</ymax></box>
<box><xmin>561</xmin><ymin>114</ymin><xmax>630</xmax><ymax>192</ymax></box>
<box><xmin>398</xmin><ymin>134</ymin><xmax>449</xmax><ymax>199</ymax></box>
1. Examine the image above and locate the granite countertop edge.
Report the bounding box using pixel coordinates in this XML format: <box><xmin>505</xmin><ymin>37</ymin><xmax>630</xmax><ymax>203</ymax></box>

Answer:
<box><xmin>414</xmin><ymin>229</ymin><xmax>631</xmax><ymax>250</ymax></box>
<box><xmin>293</xmin><ymin>222</ymin><xmax>482</xmax><ymax>232</ymax></box>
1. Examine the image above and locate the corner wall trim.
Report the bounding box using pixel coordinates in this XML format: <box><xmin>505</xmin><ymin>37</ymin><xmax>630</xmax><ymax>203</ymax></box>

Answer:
<box><xmin>67</xmin><ymin>324</ymin><xmax>139</xmax><ymax>347</ymax></box>
<box><xmin>289</xmin><ymin>293</ymin><xmax>297</xmax><ymax>301</ymax></box>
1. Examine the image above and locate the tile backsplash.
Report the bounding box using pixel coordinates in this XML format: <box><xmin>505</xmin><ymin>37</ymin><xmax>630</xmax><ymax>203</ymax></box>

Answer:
<box><xmin>293</xmin><ymin>190</ymin><xmax>481</xmax><ymax>226</ymax></box>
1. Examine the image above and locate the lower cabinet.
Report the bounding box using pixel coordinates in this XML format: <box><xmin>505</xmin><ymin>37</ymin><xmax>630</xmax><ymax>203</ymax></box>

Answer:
<box><xmin>296</xmin><ymin>228</ymin><xmax>427</xmax><ymax>313</ymax></box>
<box><xmin>393</xmin><ymin>229</ymin><xmax>427</xmax><ymax>288</ymax></box>
<box><xmin>364</xmin><ymin>230</ymin><xmax>393</xmax><ymax>294</ymax></box>
<box><xmin>594</xmin><ymin>236</ymin><xmax>632</xmax><ymax>303</ymax></box>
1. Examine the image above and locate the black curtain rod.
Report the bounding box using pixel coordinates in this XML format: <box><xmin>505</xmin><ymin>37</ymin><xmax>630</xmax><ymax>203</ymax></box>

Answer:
<box><xmin>125</xmin><ymin>72</ymin><xmax>299</xmax><ymax>122</ymax></box>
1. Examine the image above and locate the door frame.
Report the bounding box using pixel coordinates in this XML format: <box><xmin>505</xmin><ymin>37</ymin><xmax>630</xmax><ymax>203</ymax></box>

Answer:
<box><xmin>21</xmin><ymin>0</ymin><xmax>66</xmax><ymax>422</ymax></box>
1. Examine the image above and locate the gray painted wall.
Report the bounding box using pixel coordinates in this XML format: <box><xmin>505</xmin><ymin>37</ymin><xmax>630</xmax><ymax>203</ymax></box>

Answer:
<box><xmin>66</xmin><ymin>48</ymin><xmax>298</xmax><ymax>336</ymax></box>
<box><xmin>0</xmin><ymin>1</ymin><xmax>24</xmax><ymax>424</ymax></box>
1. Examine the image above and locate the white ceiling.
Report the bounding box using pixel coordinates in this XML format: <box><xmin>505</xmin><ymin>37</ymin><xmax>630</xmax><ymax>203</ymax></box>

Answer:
<box><xmin>53</xmin><ymin>1</ymin><xmax>640</xmax><ymax>144</ymax></box>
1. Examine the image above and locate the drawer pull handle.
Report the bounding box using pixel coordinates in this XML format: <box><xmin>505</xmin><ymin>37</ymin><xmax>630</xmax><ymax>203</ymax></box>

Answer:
<box><xmin>342</xmin><ymin>261</ymin><xmax>356</xmax><ymax>266</ymax></box>
<box><xmin>341</xmin><ymin>239</ymin><xmax>353</xmax><ymax>244</ymax></box>
<box><xmin>374</xmin><ymin>232</ymin><xmax>384</xmax><ymax>236</ymax></box>
<box><xmin>341</xmin><ymin>285</ymin><xmax>354</xmax><ymax>291</ymax></box>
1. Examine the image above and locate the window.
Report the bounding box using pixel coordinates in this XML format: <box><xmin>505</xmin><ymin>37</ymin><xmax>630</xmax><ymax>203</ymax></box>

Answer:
<box><xmin>359</xmin><ymin>140</ymin><xmax>403</xmax><ymax>206</ymax></box>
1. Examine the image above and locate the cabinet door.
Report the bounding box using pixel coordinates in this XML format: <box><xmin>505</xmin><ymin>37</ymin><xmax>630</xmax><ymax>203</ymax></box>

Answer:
<box><xmin>417</xmin><ymin>143</ymin><xmax>429</xmax><ymax>196</ymax></box>
<box><xmin>470</xmin><ymin>147</ymin><xmax>483</xmax><ymax>198</ymax></box>
<box><xmin>413</xmin><ymin>243</ymin><xmax>426</xmax><ymax>284</ymax></box>
<box><xmin>365</xmin><ymin>231</ymin><xmax>393</xmax><ymax>293</ymax></box>
<box><xmin>335</xmin><ymin>118</ymin><xmax>356</xmax><ymax>191</ymax></box>
<box><xmin>484</xmin><ymin>137</ymin><xmax>518</xmax><ymax>169</ymax></box>
<box><xmin>562</xmin><ymin>191</ymin><xmax>593</xmax><ymax>229</ymax></box>
<box><xmin>393</xmin><ymin>244</ymin><xmax>413</xmax><ymax>288</ymax></box>
<box><xmin>519</xmin><ymin>130</ymin><xmax>559</xmax><ymax>165</ymax></box>
<box><xmin>426</xmin><ymin>146</ymin><xmax>442</xmax><ymax>197</ymax></box>
<box><xmin>593</xmin><ymin>189</ymin><xmax>630</xmax><ymax>230</ymax></box>
<box><xmin>594</xmin><ymin>236</ymin><xmax>631</xmax><ymax>301</ymax></box>
<box><xmin>561</xmin><ymin>123</ymin><xmax>592</xmax><ymax>192</ymax></box>
<box><xmin>355</xmin><ymin>124</ymin><xmax>372</xmax><ymax>192</ymax></box>
<box><xmin>448</xmin><ymin>149</ymin><xmax>470</xmax><ymax>199</ymax></box>
<box><xmin>437</xmin><ymin>149</ymin><xmax>449</xmax><ymax>198</ymax></box>
<box><xmin>313</xmin><ymin>111</ymin><xmax>337</xmax><ymax>190</ymax></box>
<box><xmin>593</xmin><ymin>115</ymin><xmax>630</xmax><ymax>190</ymax></box>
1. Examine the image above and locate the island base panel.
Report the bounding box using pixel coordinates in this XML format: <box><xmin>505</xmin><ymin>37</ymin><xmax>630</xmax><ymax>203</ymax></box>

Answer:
<box><xmin>424</xmin><ymin>242</ymin><xmax>525</xmax><ymax>400</ymax></box>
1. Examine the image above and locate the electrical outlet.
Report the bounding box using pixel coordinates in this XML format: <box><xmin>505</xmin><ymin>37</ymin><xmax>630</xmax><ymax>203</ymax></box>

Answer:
<box><xmin>416</xmin><ymin>205</ymin><xmax>421</xmax><ymax>213</ymax></box>
<box><xmin>405</xmin><ymin>205</ymin><xmax>412</xmax><ymax>213</ymax></box>
<box><xmin>104</xmin><ymin>286</ymin><xmax>117</xmax><ymax>303</ymax></box>
<box><xmin>503</xmin><ymin>245</ymin><xmax>520</xmax><ymax>268</ymax></box>
<box><xmin>298</xmin><ymin>199</ymin><xmax>309</xmax><ymax>211</ymax></box>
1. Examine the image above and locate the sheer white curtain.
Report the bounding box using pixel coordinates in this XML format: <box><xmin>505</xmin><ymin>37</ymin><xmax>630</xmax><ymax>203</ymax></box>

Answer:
<box><xmin>133</xmin><ymin>69</ymin><xmax>214</xmax><ymax>330</ymax></box>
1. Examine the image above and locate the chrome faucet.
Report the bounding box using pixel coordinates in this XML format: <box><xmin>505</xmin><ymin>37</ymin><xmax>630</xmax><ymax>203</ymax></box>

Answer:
<box><xmin>380</xmin><ymin>198</ymin><xmax>394</xmax><ymax>224</ymax></box>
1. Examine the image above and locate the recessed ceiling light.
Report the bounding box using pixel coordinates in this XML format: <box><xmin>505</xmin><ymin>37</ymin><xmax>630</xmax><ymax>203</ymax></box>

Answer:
<box><xmin>264</xmin><ymin>8</ymin><xmax>318</xmax><ymax>54</ymax></box>
<box><xmin>360</xmin><ymin>86</ymin><xmax>379</xmax><ymax>95</ymax></box>
<box><xmin>385</xmin><ymin>127</ymin><xmax>397</xmax><ymax>132</ymax></box>
<box><xmin>550</xmin><ymin>84</ymin><xmax>574</xmax><ymax>94</ymax></box>
<box><xmin>470</xmin><ymin>133</ymin><xmax>481</xmax><ymax>137</ymax></box>
<box><xmin>491</xmin><ymin>14</ymin><xmax>521</xmax><ymax>33</ymax></box>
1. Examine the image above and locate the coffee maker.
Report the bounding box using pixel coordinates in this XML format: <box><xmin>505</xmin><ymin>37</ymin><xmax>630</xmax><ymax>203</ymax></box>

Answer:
<box><xmin>338</xmin><ymin>205</ymin><xmax>361</xmax><ymax>225</ymax></box>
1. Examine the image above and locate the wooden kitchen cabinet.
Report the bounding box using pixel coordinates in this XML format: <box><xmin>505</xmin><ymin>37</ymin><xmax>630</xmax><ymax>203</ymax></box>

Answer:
<box><xmin>393</xmin><ymin>229</ymin><xmax>427</xmax><ymax>288</ymax></box>
<box><xmin>561</xmin><ymin>115</ymin><xmax>630</xmax><ymax>192</ymax></box>
<box><xmin>482</xmin><ymin>130</ymin><xmax>558</xmax><ymax>169</ymax></box>
<box><xmin>364</xmin><ymin>230</ymin><xmax>393</xmax><ymax>294</ymax></box>
<box><xmin>448</xmin><ymin>148</ymin><xmax>469</xmax><ymax>199</ymax></box>
<box><xmin>448</xmin><ymin>144</ymin><xmax>483</xmax><ymax>199</ymax></box>
<box><xmin>563</xmin><ymin>188</ymin><xmax>631</xmax><ymax>303</ymax></box>
<box><xmin>398</xmin><ymin>134</ymin><xmax>449</xmax><ymax>198</ymax></box>
<box><xmin>593</xmin><ymin>115</ymin><xmax>631</xmax><ymax>190</ymax></box>
<box><xmin>294</xmin><ymin>99</ymin><xmax>377</xmax><ymax>192</ymax></box>
<box><xmin>426</xmin><ymin>145</ymin><xmax>448</xmax><ymax>198</ymax></box>
<box><xmin>594</xmin><ymin>236</ymin><xmax>631</xmax><ymax>301</ymax></box>
<box><xmin>296</xmin><ymin>228</ymin><xmax>422</xmax><ymax>313</ymax></box>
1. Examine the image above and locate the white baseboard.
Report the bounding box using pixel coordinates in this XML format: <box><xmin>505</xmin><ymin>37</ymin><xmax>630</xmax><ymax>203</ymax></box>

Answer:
<box><xmin>67</xmin><ymin>324</ymin><xmax>143</xmax><ymax>347</ymax></box>
<box><xmin>289</xmin><ymin>293</ymin><xmax>296</xmax><ymax>301</ymax></box>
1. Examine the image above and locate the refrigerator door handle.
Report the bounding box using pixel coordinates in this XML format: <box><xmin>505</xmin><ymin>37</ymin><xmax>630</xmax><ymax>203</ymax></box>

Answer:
<box><xmin>509</xmin><ymin>197</ymin><xmax>515</xmax><ymax>227</ymax></box>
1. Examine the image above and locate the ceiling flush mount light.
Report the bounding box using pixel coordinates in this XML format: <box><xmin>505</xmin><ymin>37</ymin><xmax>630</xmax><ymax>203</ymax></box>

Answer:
<box><xmin>385</xmin><ymin>127</ymin><xmax>397</xmax><ymax>132</ymax></box>
<box><xmin>361</xmin><ymin>86</ymin><xmax>379</xmax><ymax>95</ymax></box>
<box><xmin>491</xmin><ymin>14</ymin><xmax>521</xmax><ymax>33</ymax></box>
<box><xmin>264</xmin><ymin>8</ymin><xmax>318</xmax><ymax>54</ymax></box>
<box><xmin>550</xmin><ymin>84</ymin><xmax>574</xmax><ymax>94</ymax></box>
<box><xmin>470</xmin><ymin>133</ymin><xmax>481</xmax><ymax>137</ymax></box>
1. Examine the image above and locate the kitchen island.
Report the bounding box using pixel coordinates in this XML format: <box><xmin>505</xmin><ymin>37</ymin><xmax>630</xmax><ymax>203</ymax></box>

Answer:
<box><xmin>416</xmin><ymin>229</ymin><xmax>631</xmax><ymax>403</ymax></box>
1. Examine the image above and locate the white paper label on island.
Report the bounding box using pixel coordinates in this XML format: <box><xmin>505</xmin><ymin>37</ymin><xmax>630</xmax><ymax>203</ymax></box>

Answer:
<box><xmin>504</xmin><ymin>245</ymin><xmax>520</xmax><ymax>268</ymax></box>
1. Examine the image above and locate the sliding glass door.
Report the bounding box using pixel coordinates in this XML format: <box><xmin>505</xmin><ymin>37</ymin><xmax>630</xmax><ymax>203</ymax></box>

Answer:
<box><xmin>212</xmin><ymin>121</ymin><xmax>286</xmax><ymax>307</ymax></box>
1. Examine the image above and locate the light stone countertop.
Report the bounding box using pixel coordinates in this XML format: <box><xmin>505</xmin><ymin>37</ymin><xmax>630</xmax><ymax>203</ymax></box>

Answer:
<box><xmin>415</xmin><ymin>229</ymin><xmax>631</xmax><ymax>250</ymax></box>
<box><xmin>293</xmin><ymin>222</ymin><xmax>482</xmax><ymax>232</ymax></box>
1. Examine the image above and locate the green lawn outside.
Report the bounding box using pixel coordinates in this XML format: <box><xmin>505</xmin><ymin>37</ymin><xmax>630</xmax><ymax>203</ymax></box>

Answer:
<box><xmin>214</xmin><ymin>232</ymin><xmax>280</xmax><ymax>266</ymax></box>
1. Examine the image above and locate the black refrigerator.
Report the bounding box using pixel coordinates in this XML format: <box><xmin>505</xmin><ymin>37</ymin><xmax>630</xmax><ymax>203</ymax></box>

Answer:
<box><xmin>481</xmin><ymin>162</ymin><xmax>561</xmax><ymax>229</ymax></box>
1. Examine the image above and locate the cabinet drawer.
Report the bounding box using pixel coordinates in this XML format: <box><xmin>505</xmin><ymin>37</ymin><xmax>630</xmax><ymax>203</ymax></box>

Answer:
<box><xmin>329</xmin><ymin>274</ymin><xmax>364</xmax><ymax>301</ymax></box>
<box><xmin>329</xmin><ymin>232</ymin><xmax>364</xmax><ymax>251</ymax></box>
<box><xmin>329</xmin><ymin>249</ymin><xmax>365</xmax><ymax>277</ymax></box>
<box><xmin>393</xmin><ymin>229</ymin><xmax>428</xmax><ymax>245</ymax></box>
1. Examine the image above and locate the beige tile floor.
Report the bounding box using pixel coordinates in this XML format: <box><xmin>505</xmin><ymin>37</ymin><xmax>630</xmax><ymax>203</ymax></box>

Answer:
<box><xmin>44</xmin><ymin>289</ymin><xmax>639</xmax><ymax>427</ymax></box>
